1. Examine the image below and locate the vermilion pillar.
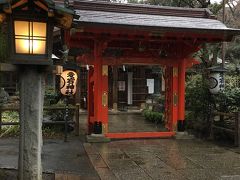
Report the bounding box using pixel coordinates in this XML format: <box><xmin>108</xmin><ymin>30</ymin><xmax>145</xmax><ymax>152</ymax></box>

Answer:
<box><xmin>89</xmin><ymin>40</ymin><xmax>108</xmax><ymax>134</ymax></box>
<box><xmin>112</xmin><ymin>66</ymin><xmax>118</xmax><ymax>111</ymax></box>
<box><xmin>93</xmin><ymin>41</ymin><xmax>102</xmax><ymax>123</ymax></box>
<box><xmin>164</xmin><ymin>66</ymin><xmax>171</xmax><ymax>131</ymax></box>
<box><xmin>165</xmin><ymin>66</ymin><xmax>178</xmax><ymax>131</ymax></box>
<box><xmin>172</xmin><ymin>66</ymin><xmax>179</xmax><ymax>131</ymax></box>
<box><xmin>88</xmin><ymin>66</ymin><xmax>94</xmax><ymax>133</ymax></box>
<box><xmin>178</xmin><ymin>59</ymin><xmax>186</xmax><ymax>131</ymax></box>
<box><xmin>101</xmin><ymin>64</ymin><xmax>109</xmax><ymax>133</ymax></box>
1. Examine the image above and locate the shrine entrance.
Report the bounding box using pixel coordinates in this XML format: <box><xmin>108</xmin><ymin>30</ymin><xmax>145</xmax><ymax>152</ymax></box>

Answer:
<box><xmin>78</xmin><ymin>55</ymin><xmax>194</xmax><ymax>138</ymax></box>
<box><xmin>107</xmin><ymin>65</ymin><xmax>162</xmax><ymax>111</ymax></box>
<box><xmin>65</xmin><ymin>1</ymin><xmax>239</xmax><ymax>139</ymax></box>
<box><xmin>108</xmin><ymin>65</ymin><xmax>167</xmax><ymax>134</ymax></box>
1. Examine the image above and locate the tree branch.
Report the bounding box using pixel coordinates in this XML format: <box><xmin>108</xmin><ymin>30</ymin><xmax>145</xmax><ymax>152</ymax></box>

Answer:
<box><xmin>181</xmin><ymin>0</ymin><xmax>195</xmax><ymax>7</ymax></box>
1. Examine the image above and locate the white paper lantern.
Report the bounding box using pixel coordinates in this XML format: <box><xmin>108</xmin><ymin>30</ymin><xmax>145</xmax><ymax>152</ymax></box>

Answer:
<box><xmin>209</xmin><ymin>73</ymin><xmax>223</xmax><ymax>94</ymax></box>
<box><xmin>208</xmin><ymin>66</ymin><xmax>226</xmax><ymax>94</ymax></box>
<box><xmin>60</xmin><ymin>70</ymin><xmax>78</xmax><ymax>96</ymax></box>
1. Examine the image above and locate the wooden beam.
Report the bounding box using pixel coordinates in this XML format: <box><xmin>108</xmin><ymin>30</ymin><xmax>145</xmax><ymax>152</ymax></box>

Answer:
<box><xmin>34</xmin><ymin>1</ymin><xmax>49</xmax><ymax>12</ymax></box>
<box><xmin>70</xmin><ymin>32</ymin><xmax>203</xmax><ymax>47</ymax></box>
<box><xmin>11</xmin><ymin>0</ymin><xmax>28</xmax><ymax>10</ymax></box>
<box><xmin>72</xmin><ymin>26</ymin><xmax>225</xmax><ymax>42</ymax></box>
<box><xmin>77</xmin><ymin>55</ymin><xmax>181</xmax><ymax>66</ymax></box>
<box><xmin>78</xmin><ymin>56</ymin><xmax>200</xmax><ymax>68</ymax></box>
<box><xmin>106</xmin><ymin>57</ymin><xmax>180</xmax><ymax>66</ymax></box>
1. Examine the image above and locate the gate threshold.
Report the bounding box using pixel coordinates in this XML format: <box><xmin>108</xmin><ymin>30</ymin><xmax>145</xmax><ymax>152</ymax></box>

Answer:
<box><xmin>105</xmin><ymin>131</ymin><xmax>175</xmax><ymax>139</ymax></box>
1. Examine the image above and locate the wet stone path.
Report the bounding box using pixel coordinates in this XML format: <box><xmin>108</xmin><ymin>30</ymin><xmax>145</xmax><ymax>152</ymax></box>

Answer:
<box><xmin>0</xmin><ymin>137</ymin><xmax>100</xmax><ymax>179</ymax></box>
<box><xmin>84</xmin><ymin>139</ymin><xmax>240</xmax><ymax>180</ymax></box>
<box><xmin>79</xmin><ymin>113</ymin><xmax>167</xmax><ymax>134</ymax></box>
<box><xmin>108</xmin><ymin>114</ymin><xmax>167</xmax><ymax>133</ymax></box>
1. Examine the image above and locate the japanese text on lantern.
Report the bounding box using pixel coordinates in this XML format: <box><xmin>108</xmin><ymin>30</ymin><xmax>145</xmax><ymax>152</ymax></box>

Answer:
<box><xmin>219</xmin><ymin>73</ymin><xmax>224</xmax><ymax>91</ymax></box>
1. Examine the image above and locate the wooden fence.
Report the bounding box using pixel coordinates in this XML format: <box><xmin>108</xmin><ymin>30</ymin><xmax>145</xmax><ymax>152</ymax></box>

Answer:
<box><xmin>0</xmin><ymin>104</ymin><xmax>80</xmax><ymax>136</ymax></box>
<box><xmin>211</xmin><ymin>111</ymin><xmax>240</xmax><ymax>147</ymax></box>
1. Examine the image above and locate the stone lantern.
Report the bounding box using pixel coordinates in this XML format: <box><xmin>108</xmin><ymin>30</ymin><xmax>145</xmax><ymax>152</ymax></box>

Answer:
<box><xmin>0</xmin><ymin>0</ymin><xmax>77</xmax><ymax>179</ymax></box>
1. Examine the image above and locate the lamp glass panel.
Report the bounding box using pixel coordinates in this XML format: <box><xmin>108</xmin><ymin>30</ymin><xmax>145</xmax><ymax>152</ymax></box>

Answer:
<box><xmin>14</xmin><ymin>21</ymin><xmax>29</xmax><ymax>36</ymax></box>
<box><xmin>14</xmin><ymin>20</ymin><xmax>47</xmax><ymax>54</ymax></box>
<box><xmin>33</xmin><ymin>22</ymin><xmax>46</xmax><ymax>37</ymax></box>
<box><xmin>33</xmin><ymin>40</ymin><xmax>45</xmax><ymax>54</ymax></box>
<box><xmin>15</xmin><ymin>39</ymin><xmax>30</xmax><ymax>54</ymax></box>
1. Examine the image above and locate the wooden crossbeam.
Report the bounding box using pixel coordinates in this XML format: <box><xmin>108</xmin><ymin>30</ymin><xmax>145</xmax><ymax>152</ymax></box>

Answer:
<box><xmin>70</xmin><ymin>27</ymin><xmax>225</xmax><ymax>43</ymax></box>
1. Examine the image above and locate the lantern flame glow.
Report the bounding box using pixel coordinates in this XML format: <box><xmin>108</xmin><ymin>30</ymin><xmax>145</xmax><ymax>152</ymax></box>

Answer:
<box><xmin>14</xmin><ymin>21</ymin><xmax>47</xmax><ymax>54</ymax></box>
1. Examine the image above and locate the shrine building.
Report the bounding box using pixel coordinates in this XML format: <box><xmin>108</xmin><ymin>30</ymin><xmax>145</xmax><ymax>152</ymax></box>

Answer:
<box><xmin>4</xmin><ymin>0</ymin><xmax>240</xmax><ymax>139</ymax></box>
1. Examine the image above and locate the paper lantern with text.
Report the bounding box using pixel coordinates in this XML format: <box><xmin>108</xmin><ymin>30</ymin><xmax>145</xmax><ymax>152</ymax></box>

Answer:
<box><xmin>60</xmin><ymin>70</ymin><xmax>78</xmax><ymax>96</ymax></box>
<box><xmin>208</xmin><ymin>66</ymin><xmax>227</xmax><ymax>94</ymax></box>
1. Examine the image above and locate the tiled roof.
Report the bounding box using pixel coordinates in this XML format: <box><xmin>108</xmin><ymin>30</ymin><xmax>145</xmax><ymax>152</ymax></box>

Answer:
<box><xmin>73</xmin><ymin>0</ymin><xmax>214</xmax><ymax>19</ymax></box>
<box><xmin>75</xmin><ymin>9</ymin><xmax>226</xmax><ymax>30</ymax></box>
<box><xmin>53</xmin><ymin>0</ymin><xmax>240</xmax><ymax>40</ymax></box>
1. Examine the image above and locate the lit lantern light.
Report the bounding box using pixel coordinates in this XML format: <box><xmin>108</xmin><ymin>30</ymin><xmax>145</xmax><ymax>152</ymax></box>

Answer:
<box><xmin>1</xmin><ymin>0</ymin><xmax>78</xmax><ymax>66</ymax></box>
<box><xmin>60</xmin><ymin>70</ymin><xmax>78</xmax><ymax>96</ymax></box>
<box><xmin>9</xmin><ymin>16</ymin><xmax>53</xmax><ymax>65</ymax></box>
<box><xmin>14</xmin><ymin>21</ymin><xmax>47</xmax><ymax>54</ymax></box>
<box><xmin>208</xmin><ymin>66</ymin><xmax>227</xmax><ymax>94</ymax></box>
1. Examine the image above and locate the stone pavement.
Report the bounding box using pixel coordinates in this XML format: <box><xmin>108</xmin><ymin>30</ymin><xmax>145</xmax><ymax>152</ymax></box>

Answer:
<box><xmin>1</xmin><ymin>112</ymin><xmax>240</xmax><ymax>180</ymax></box>
<box><xmin>1</xmin><ymin>137</ymin><xmax>240</xmax><ymax>180</ymax></box>
<box><xmin>84</xmin><ymin>139</ymin><xmax>240</xmax><ymax>180</ymax></box>
<box><xmin>0</xmin><ymin>137</ymin><xmax>100</xmax><ymax>180</ymax></box>
<box><xmin>79</xmin><ymin>113</ymin><xmax>167</xmax><ymax>134</ymax></box>
<box><xmin>108</xmin><ymin>114</ymin><xmax>166</xmax><ymax>133</ymax></box>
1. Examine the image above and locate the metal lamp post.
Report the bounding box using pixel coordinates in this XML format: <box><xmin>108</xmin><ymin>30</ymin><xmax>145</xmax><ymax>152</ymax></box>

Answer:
<box><xmin>60</xmin><ymin>70</ymin><xmax>78</xmax><ymax>142</ymax></box>
<box><xmin>8</xmin><ymin>13</ymin><xmax>53</xmax><ymax>65</ymax></box>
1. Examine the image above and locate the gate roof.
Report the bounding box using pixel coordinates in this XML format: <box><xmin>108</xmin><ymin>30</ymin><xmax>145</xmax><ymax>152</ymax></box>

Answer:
<box><xmin>53</xmin><ymin>0</ymin><xmax>240</xmax><ymax>41</ymax></box>
<box><xmin>53</xmin><ymin>0</ymin><xmax>240</xmax><ymax>65</ymax></box>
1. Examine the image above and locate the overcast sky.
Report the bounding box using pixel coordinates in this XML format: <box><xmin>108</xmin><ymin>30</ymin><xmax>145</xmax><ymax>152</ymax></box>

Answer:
<box><xmin>119</xmin><ymin>0</ymin><xmax>238</xmax><ymax>5</ymax></box>
<box><xmin>211</xmin><ymin>0</ymin><xmax>223</xmax><ymax>3</ymax></box>
<box><xmin>211</xmin><ymin>0</ymin><xmax>239</xmax><ymax>4</ymax></box>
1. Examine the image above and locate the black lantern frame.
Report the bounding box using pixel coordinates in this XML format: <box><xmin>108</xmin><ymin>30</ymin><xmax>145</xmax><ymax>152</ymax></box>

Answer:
<box><xmin>8</xmin><ymin>11</ymin><xmax>53</xmax><ymax>65</ymax></box>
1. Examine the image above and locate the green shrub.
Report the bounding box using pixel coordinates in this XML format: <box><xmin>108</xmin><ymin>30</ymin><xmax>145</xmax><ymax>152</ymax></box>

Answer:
<box><xmin>0</xmin><ymin>111</ymin><xmax>20</xmax><ymax>137</ymax></box>
<box><xmin>185</xmin><ymin>74</ymin><xmax>213</xmax><ymax>138</ymax></box>
<box><xmin>185</xmin><ymin>73</ymin><xmax>240</xmax><ymax>138</ymax></box>
<box><xmin>214</xmin><ymin>75</ymin><xmax>240</xmax><ymax>112</ymax></box>
<box><xmin>44</xmin><ymin>86</ymin><xmax>59</xmax><ymax>106</ymax></box>
<box><xmin>143</xmin><ymin>109</ymin><xmax>163</xmax><ymax>124</ymax></box>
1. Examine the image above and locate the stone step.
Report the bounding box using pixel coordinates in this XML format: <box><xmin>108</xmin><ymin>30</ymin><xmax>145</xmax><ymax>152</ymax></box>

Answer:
<box><xmin>175</xmin><ymin>131</ymin><xmax>195</xmax><ymax>140</ymax></box>
<box><xmin>55</xmin><ymin>173</ymin><xmax>99</xmax><ymax>180</ymax></box>
<box><xmin>86</xmin><ymin>134</ymin><xmax>111</xmax><ymax>143</ymax></box>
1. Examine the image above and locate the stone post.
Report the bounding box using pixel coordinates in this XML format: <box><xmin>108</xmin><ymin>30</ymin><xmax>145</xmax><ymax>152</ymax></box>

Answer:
<box><xmin>19</xmin><ymin>67</ymin><xmax>45</xmax><ymax>180</ymax></box>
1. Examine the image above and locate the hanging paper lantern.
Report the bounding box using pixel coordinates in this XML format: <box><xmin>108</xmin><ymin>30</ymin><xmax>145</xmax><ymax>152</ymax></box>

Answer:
<box><xmin>60</xmin><ymin>70</ymin><xmax>78</xmax><ymax>96</ymax></box>
<box><xmin>208</xmin><ymin>66</ymin><xmax>227</xmax><ymax>94</ymax></box>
